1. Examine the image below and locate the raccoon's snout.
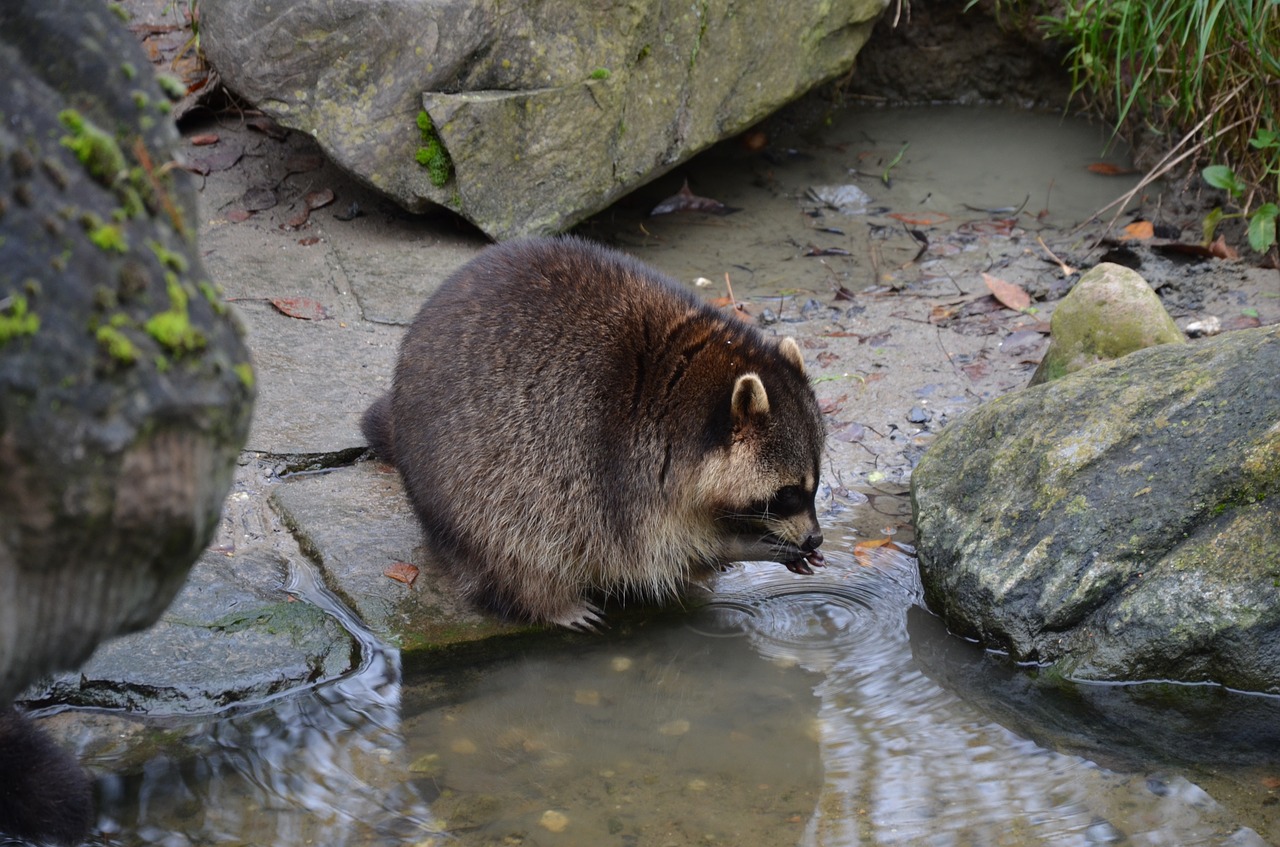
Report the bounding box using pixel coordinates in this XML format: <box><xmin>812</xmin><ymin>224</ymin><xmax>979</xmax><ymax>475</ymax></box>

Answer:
<box><xmin>801</xmin><ymin>529</ymin><xmax>823</xmax><ymax>552</ymax></box>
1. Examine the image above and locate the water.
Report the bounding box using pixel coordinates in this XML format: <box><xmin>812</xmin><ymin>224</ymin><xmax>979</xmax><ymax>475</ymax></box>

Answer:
<box><xmin>81</xmin><ymin>492</ymin><xmax>1280</xmax><ymax>846</ymax></box>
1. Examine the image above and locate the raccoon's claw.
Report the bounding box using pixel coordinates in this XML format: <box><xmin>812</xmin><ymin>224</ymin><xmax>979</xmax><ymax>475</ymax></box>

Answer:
<box><xmin>553</xmin><ymin>601</ymin><xmax>607</xmax><ymax>632</ymax></box>
<box><xmin>784</xmin><ymin>548</ymin><xmax>826</xmax><ymax>575</ymax></box>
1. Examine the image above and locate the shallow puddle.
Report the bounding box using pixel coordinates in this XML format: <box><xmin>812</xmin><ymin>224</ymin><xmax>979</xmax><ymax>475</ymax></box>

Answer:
<box><xmin>84</xmin><ymin>489</ymin><xmax>1280</xmax><ymax>846</ymax></box>
<box><xmin>67</xmin><ymin>105</ymin><xmax>1279</xmax><ymax>846</ymax></box>
<box><xmin>581</xmin><ymin>104</ymin><xmax>1142</xmax><ymax>302</ymax></box>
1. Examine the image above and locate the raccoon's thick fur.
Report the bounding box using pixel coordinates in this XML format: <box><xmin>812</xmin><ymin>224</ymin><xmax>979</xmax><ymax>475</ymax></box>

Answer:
<box><xmin>362</xmin><ymin>236</ymin><xmax>826</xmax><ymax>628</ymax></box>
<box><xmin>0</xmin><ymin>708</ymin><xmax>93</xmax><ymax>846</ymax></box>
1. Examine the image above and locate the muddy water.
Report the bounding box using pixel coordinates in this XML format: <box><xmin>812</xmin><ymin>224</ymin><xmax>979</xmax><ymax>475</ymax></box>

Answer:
<box><xmin>581</xmin><ymin>104</ymin><xmax>1142</xmax><ymax>302</ymax></box>
<box><xmin>81</xmin><ymin>106</ymin><xmax>1279</xmax><ymax>846</ymax></box>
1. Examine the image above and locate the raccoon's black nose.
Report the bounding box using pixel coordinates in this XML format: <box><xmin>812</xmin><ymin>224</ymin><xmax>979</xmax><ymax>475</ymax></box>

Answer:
<box><xmin>801</xmin><ymin>530</ymin><xmax>823</xmax><ymax>552</ymax></box>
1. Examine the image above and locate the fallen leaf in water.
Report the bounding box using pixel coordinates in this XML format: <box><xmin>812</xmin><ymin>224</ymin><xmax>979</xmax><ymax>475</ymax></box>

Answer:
<box><xmin>804</xmin><ymin>244</ymin><xmax>851</xmax><ymax>257</ymax></box>
<box><xmin>887</xmin><ymin>212</ymin><xmax>950</xmax><ymax>226</ymax></box>
<box><xmin>854</xmin><ymin>537</ymin><xmax>906</xmax><ymax>567</ymax></box>
<box><xmin>225</xmin><ymin>208</ymin><xmax>253</xmax><ymax>223</ymax></box>
<box><xmin>929</xmin><ymin>303</ymin><xmax>959</xmax><ymax>324</ymax></box>
<box><xmin>298</xmin><ymin>236</ymin><xmax>322</xmax><ymax>246</ymax></box>
<box><xmin>189</xmin><ymin>133</ymin><xmax>219</xmax><ymax>146</ymax></box>
<box><xmin>384</xmin><ymin>562</ymin><xmax>419</xmax><ymax>586</ymax></box>
<box><xmin>1087</xmin><ymin>162</ymin><xmax>1139</xmax><ymax>175</ymax></box>
<box><xmin>1120</xmin><ymin>221</ymin><xmax>1155</xmax><ymax>240</ymax></box>
<box><xmin>961</xmin><ymin>360</ymin><xmax>990</xmax><ymax>380</ymax></box>
<box><xmin>816</xmin><ymin>350</ymin><xmax>841</xmax><ymax>367</ymax></box>
<box><xmin>270</xmin><ymin>297</ymin><xmax>329</xmax><ymax>320</ymax></box>
<box><xmin>983</xmin><ymin>273</ymin><xmax>1031</xmax><ymax>312</ymax></box>
<box><xmin>306</xmin><ymin>189</ymin><xmax>336</xmax><ymax>210</ymax></box>
<box><xmin>650</xmin><ymin>180</ymin><xmax>733</xmax><ymax>216</ymax></box>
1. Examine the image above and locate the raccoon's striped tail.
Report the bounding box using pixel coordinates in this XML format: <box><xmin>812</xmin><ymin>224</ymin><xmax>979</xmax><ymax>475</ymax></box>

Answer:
<box><xmin>360</xmin><ymin>393</ymin><xmax>396</xmax><ymax>462</ymax></box>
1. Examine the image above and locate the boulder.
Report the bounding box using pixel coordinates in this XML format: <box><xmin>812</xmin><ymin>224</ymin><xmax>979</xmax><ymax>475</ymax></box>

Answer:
<box><xmin>1030</xmin><ymin>262</ymin><xmax>1186</xmax><ymax>385</ymax></box>
<box><xmin>0</xmin><ymin>0</ymin><xmax>255</xmax><ymax>705</ymax></box>
<box><xmin>911</xmin><ymin>325</ymin><xmax>1280</xmax><ymax>693</ymax></box>
<box><xmin>199</xmin><ymin>0</ymin><xmax>888</xmax><ymax>240</ymax></box>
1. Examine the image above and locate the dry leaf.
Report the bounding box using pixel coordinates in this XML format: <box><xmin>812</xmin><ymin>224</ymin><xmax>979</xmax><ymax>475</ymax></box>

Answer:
<box><xmin>305</xmin><ymin>189</ymin><xmax>336</xmax><ymax>210</ymax></box>
<box><xmin>189</xmin><ymin>133</ymin><xmax>219</xmax><ymax>146</ymax></box>
<box><xmin>1120</xmin><ymin>221</ymin><xmax>1155</xmax><ymax>240</ymax></box>
<box><xmin>982</xmin><ymin>272</ymin><xmax>1031</xmax><ymax>312</ymax></box>
<box><xmin>384</xmin><ymin>562</ymin><xmax>419</xmax><ymax>586</ymax></box>
<box><xmin>887</xmin><ymin>212</ymin><xmax>950</xmax><ymax>226</ymax></box>
<box><xmin>1087</xmin><ymin>162</ymin><xmax>1138</xmax><ymax>175</ymax></box>
<box><xmin>270</xmin><ymin>297</ymin><xmax>329</xmax><ymax>321</ymax></box>
<box><xmin>1209</xmin><ymin>235</ymin><xmax>1240</xmax><ymax>260</ymax></box>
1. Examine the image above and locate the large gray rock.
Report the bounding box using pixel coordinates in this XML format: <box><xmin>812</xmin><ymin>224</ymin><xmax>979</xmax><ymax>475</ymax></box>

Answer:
<box><xmin>199</xmin><ymin>0</ymin><xmax>888</xmax><ymax>240</ymax></box>
<box><xmin>911</xmin><ymin>325</ymin><xmax>1280</xmax><ymax>693</ymax></box>
<box><xmin>0</xmin><ymin>0</ymin><xmax>255</xmax><ymax>705</ymax></box>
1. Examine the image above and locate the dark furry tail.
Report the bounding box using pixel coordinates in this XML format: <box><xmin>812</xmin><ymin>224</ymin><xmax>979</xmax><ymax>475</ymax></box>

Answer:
<box><xmin>361</xmin><ymin>393</ymin><xmax>395</xmax><ymax>462</ymax></box>
<box><xmin>0</xmin><ymin>708</ymin><xmax>93</xmax><ymax>846</ymax></box>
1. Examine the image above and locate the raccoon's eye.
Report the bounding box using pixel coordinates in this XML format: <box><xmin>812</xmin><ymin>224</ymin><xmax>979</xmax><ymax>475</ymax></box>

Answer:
<box><xmin>768</xmin><ymin>485</ymin><xmax>808</xmax><ymax>516</ymax></box>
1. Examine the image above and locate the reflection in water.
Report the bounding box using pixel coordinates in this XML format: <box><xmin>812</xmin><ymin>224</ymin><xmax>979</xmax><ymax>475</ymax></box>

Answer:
<box><xmin>712</xmin><ymin>539</ymin><xmax>1279</xmax><ymax>846</ymax></box>
<box><xmin>89</xmin><ymin>561</ymin><xmax>446</xmax><ymax>847</ymax></box>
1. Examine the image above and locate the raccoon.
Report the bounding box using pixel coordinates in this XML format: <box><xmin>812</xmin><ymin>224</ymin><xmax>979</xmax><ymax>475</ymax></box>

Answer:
<box><xmin>0</xmin><ymin>708</ymin><xmax>93</xmax><ymax>846</ymax></box>
<box><xmin>361</xmin><ymin>236</ymin><xmax>826</xmax><ymax>628</ymax></box>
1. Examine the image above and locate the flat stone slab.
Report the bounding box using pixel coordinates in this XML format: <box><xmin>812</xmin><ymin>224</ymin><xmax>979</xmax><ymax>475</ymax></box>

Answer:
<box><xmin>27</xmin><ymin>548</ymin><xmax>356</xmax><ymax>715</ymax></box>
<box><xmin>270</xmin><ymin>462</ymin><xmax>522</xmax><ymax>650</ymax></box>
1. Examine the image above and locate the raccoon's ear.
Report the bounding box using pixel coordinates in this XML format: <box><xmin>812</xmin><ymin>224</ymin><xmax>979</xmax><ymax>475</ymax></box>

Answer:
<box><xmin>731</xmin><ymin>372</ymin><xmax>770</xmax><ymax>426</ymax></box>
<box><xmin>778</xmin><ymin>336</ymin><xmax>806</xmax><ymax>373</ymax></box>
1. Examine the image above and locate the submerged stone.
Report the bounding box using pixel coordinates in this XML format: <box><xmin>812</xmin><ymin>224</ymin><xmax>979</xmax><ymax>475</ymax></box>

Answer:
<box><xmin>912</xmin><ymin>325</ymin><xmax>1280</xmax><ymax>693</ymax></box>
<box><xmin>1030</xmin><ymin>262</ymin><xmax>1186</xmax><ymax>385</ymax></box>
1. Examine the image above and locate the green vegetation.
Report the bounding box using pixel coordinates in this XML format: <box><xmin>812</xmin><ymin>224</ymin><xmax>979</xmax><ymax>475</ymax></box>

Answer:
<box><xmin>145</xmin><ymin>274</ymin><xmax>206</xmax><ymax>354</ymax></box>
<box><xmin>96</xmin><ymin>324</ymin><xmax>139</xmax><ymax>364</ymax></box>
<box><xmin>0</xmin><ymin>295</ymin><xmax>39</xmax><ymax>343</ymax></box>
<box><xmin>590</xmin><ymin>67</ymin><xmax>611</xmax><ymax>80</ymax></box>
<box><xmin>58</xmin><ymin>109</ymin><xmax>127</xmax><ymax>186</ymax></box>
<box><xmin>979</xmin><ymin>0</ymin><xmax>1279</xmax><ymax>256</ymax></box>
<box><xmin>414</xmin><ymin>109</ymin><xmax>453</xmax><ymax>188</ymax></box>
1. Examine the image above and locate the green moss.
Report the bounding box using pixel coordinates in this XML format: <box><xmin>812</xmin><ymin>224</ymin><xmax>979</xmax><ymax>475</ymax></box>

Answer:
<box><xmin>198</xmin><ymin>280</ymin><xmax>227</xmax><ymax>315</ymax></box>
<box><xmin>58</xmin><ymin>110</ymin><xmax>127</xmax><ymax>186</ymax></box>
<box><xmin>120</xmin><ymin>60</ymin><xmax>137</xmax><ymax>80</ymax></box>
<box><xmin>414</xmin><ymin>109</ymin><xmax>453</xmax><ymax>187</ymax></box>
<box><xmin>0</xmin><ymin>294</ymin><xmax>39</xmax><ymax>343</ymax></box>
<box><xmin>234</xmin><ymin>362</ymin><xmax>255</xmax><ymax>390</ymax></box>
<box><xmin>108</xmin><ymin>2</ymin><xmax>130</xmax><ymax>22</ymax></box>
<box><xmin>144</xmin><ymin>273</ymin><xmax>205</xmax><ymax>354</ymax></box>
<box><xmin>148</xmin><ymin>240</ymin><xmax>189</xmax><ymax>273</ymax></box>
<box><xmin>88</xmin><ymin>221</ymin><xmax>128</xmax><ymax>253</ymax></box>
<box><xmin>590</xmin><ymin>67</ymin><xmax>611</xmax><ymax>80</ymax></box>
<box><xmin>95</xmin><ymin>324</ymin><xmax>138</xmax><ymax>364</ymax></box>
<box><xmin>155</xmin><ymin>73</ymin><xmax>185</xmax><ymax>101</ymax></box>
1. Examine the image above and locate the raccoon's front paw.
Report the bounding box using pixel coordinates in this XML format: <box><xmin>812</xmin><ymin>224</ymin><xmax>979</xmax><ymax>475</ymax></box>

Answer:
<box><xmin>784</xmin><ymin>548</ymin><xmax>826</xmax><ymax>575</ymax></box>
<box><xmin>550</xmin><ymin>600</ymin><xmax>606</xmax><ymax>632</ymax></box>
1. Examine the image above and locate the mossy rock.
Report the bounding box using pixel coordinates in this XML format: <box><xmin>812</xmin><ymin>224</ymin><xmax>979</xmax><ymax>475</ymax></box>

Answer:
<box><xmin>913</xmin><ymin>325</ymin><xmax>1280</xmax><ymax>693</ymax></box>
<box><xmin>0</xmin><ymin>0</ymin><xmax>255</xmax><ymax>704</ymax></box>
<box><xmin>1030</xmin><ymin>262</ymin><xmax>1186</xmax><ymax>385</ymax></box>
